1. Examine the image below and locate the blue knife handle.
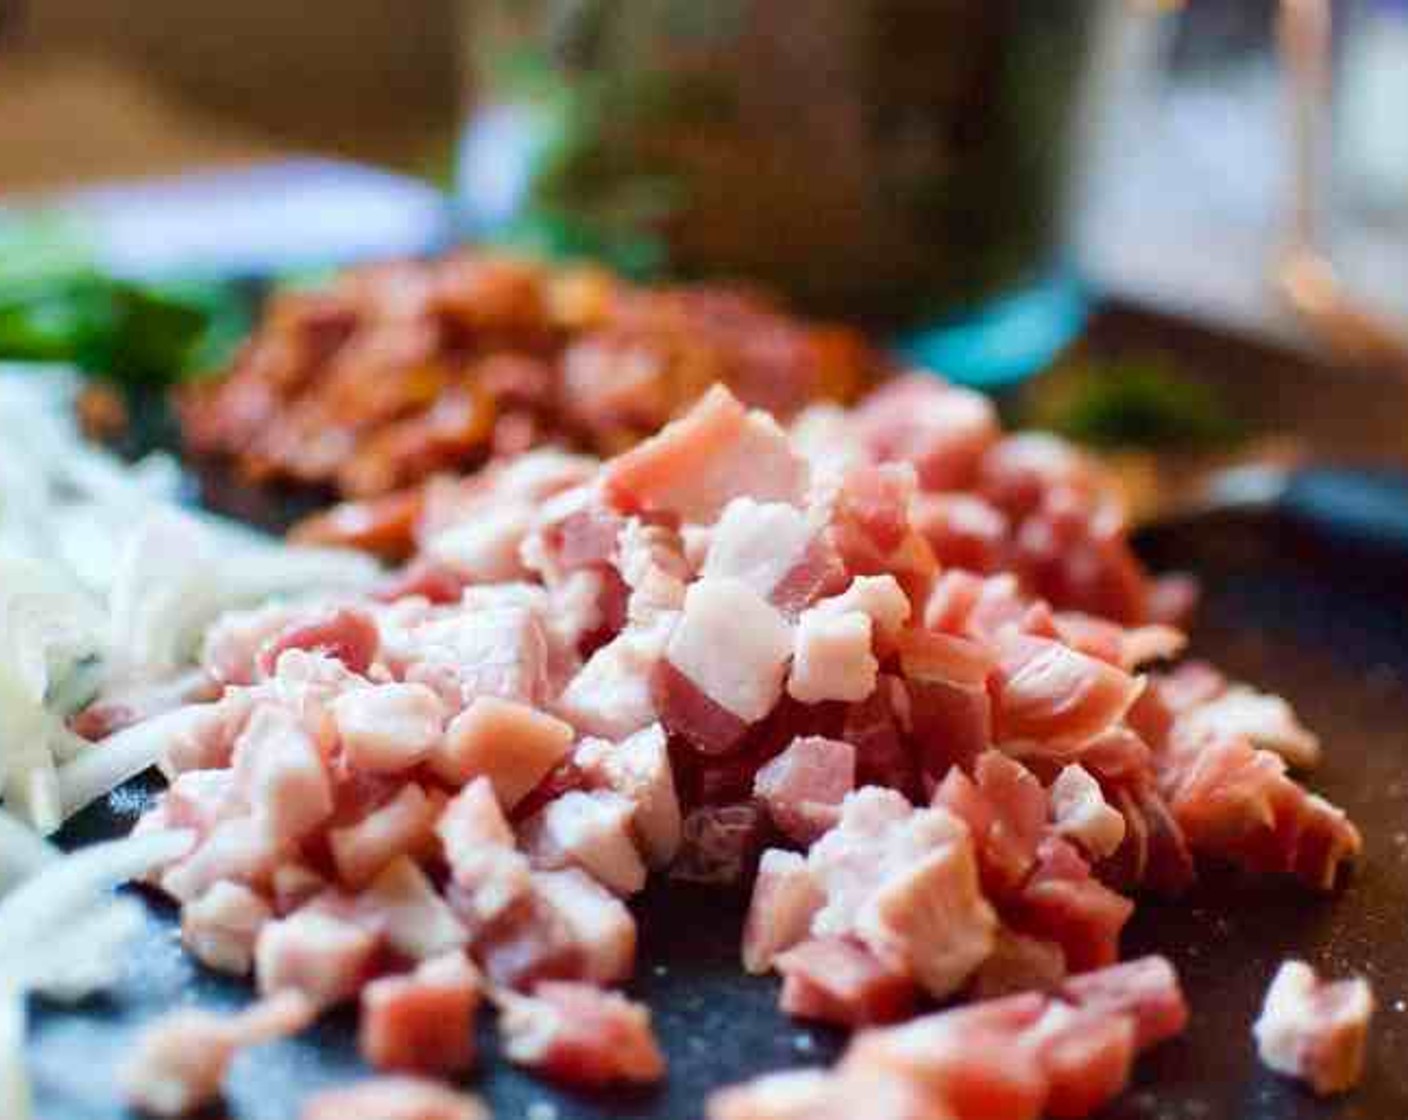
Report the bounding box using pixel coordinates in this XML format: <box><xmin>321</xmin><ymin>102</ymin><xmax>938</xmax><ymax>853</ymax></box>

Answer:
<box><xmin>1281</xmin><ymin>467</ymin><xmax>1408</xmax><ymax>558</ymax></box>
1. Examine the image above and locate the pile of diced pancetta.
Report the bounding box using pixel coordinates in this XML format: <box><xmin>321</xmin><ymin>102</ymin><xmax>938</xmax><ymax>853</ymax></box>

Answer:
<box><xmin>109</xmin><ymin>375</ymin><xmax>1367</xmax><ymax>1118</ymax></box>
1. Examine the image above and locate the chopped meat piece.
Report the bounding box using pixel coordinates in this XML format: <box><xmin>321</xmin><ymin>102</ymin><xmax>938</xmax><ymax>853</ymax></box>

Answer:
<box><xmin>912</xmin><ymin>492</ymin><xmax>1009</xmax><ymax>573</ymax></box>
<box><xmin>401</xmin><ymin>603</ymin><xmax>550</xmax><ymax>710</ymax></box>
<box><xmin>272</xmin><ymin>861</ymin><xmax>327</xmax><ymax>915</ymax></box>
<box><xmin>160</xmin><ymin>815</ymin><xmax>285</xmax><ymax>904</ymax></box>
<box><xmin>742</xmin><ymin>849</ymin><xmax>824</xmax><ymax>974</ymax></box>
<box><xmin>665</xmin><ymin>577</ymin><xmax>794</xmax><ymax>726</ymax></box>
<box><xmin>499</xmin><ymin>981</ymin><xmax>666</xmax><ymax>1087</ymax></box>
<box><xmin>898</xmin><ymin>630</ymin><xmax>994</xmax><ymax>778</ymax></box>
<box><xmin>230</xmin><ymin>704</ymin><xmax>334</xmax><ymax>845</ymax></box>
<box><xmin>573</xmin><ymin>723</ymin><xmax>682</xmax><ymax>867</ymax></box>
<box><xmin>202</xmin><ymin>603</ymin><xmax>307</xmax><ymax>687</ymax></box>
<box><xmin>257</xmin><ymin>606</ymin><xmax>380</xmax><ymax>678</ymax></box>
<box><xmin>1022</xmin><ymin>1001</ymin><xmax>1136</xmax><ymax>1119</ymax></box>
<box><xmin>972</xmin><ymin>929</ymin><xmax>1067</xmax><ymax>1000</ymax></box>
<box><xmin>812</xmin><ymin>574</ymin><xmax>912</xmax><ymax>645</ymax></box>
<box><xmin>121</xmin><ymin>992</ymin><xmax>313</xmax><ymax>1117</ymax></box>
<box><xmin>652</xmin><ymin>658</ymin><xmax>751</xmax><ymax>756</ymax></box>
<box><xmin>932</xmin><ymin>752</ymin><xmax>1046</xmax><ymax>897</ymax></box>
<box><xmin>181</xmin><ymin>881</ymin><xmax>272</xmax><ymax>976</ymax></box>
<box><xmin>256</xmin><ymin>905</ymin><xmax>378</xmax><ymax>1007</ymax></box>
<box><xmin>329</xmin><ymin>782</ymin><xmax>438</xmax><ymax>888</ymax></box>
<box><xmin>776</xmin><ymin>937</ymin><xmax>917</xmax><ymax>1026</ymax></box>
<box><xmin>533</xmin><ymin>867</ymin><xmax>637</xmax><ymax>984</ymax></box>
<box><xmin>702</xmin><ymin>498</ymin><xmax>818</xmax><ymax>603</ymax></box>
<box><xmin>359</xmin><ymin>857</ymin><xmax>468</xmax><ymax>961</ymax></box>
<box><xmin>991</xmin><ymin>634</ymin><xmax>1143</xmax><ymax>750</ymax></box>
<box><xmin>300</xmin><ymin>1076</ymin><xmax>488</xmax><ymax>1120</ymax></box>
<box><xmin>431</xmin><ymin>696</ymin><xmax>574</xmax><ymax>807</ymax></box>
<box><xmin>330</xmin><ymin>683</ymin><xmax>446</xmax><ymax>773</ymax></box>
<box><xmin>787</xmin><ymin>608</ymin><xmax>877</xmax><ymax>704</ymax></box>
<box><xmin>1049</xmin><ymin>764</ymin><xmax>1126</xmax><ymax>860</ymax></box>
<box><xmin>708</xmin><ymin>1068</ymin><xmax>945</xmax><ymax>1120</ymax></box>
<box><xmin>519</xmin><ymin>789</ymin><xmax>648</xmax><ymax>896</ymax></box>
<box><xmin>853</xmin><ymin>373</ymin><xmax>999</xmax><ymax>491</ymax></box>
<box><xmin>159</xmin><ymin>695</ymin><xmax>254</xmax><ymax>776</ymax></box>
<box><xmin>604</xmin><ymin>384</ymin><xmax>809</xmax><ymax>524</ymax></box>
<box><xmin>1059</xmin><ymin>955</ymin><xmax>1189</xmax><ymax>1050</ymax></box>
<box><xmin>436</xmin><ymin>777</ymin><xmax>532</xmax><ymax>926</ymax></box>
<box><xmin>754</xmin><ymin>736</ymin><xmax>856</xmax><ymax>845</ymax></box>
<box><xmin>1179</xmin><ymin>685</ymin><xmax>1322</xmax><ymax>769</ymax></box>
<box><xmin>467</xmin><ymin>888</ymin><xmax>583</xmax><ymax>990</ymax></box>
<box><xmin>1253</xmin><ymin>960</ymin><xmax>1373</xmax><ymax>1095</ymax></box>
<box><xmin>556</xmin><ymin>616</ymin><xmax>675</xmax><ymax>741</ymax></box>
<box><xmin>672</xmin><ymin>803</ymin><xmax>767</xmax><ymax>885</ymax></box>
<box><xmin>359</xmin><ymin>953</ymin><xmax>482</xmax><ymax>1075</ymax></box>
<box><xmin>1008</xmin><ymin>838</ymin><xmax>1133</xmax><ymax>973</ymax></box>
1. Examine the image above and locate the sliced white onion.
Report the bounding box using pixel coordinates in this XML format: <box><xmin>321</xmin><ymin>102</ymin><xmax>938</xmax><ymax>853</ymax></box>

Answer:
<box><xmin>0</xmin><ymin>810</ymin><xmax>56</xmax><ymax>896</ymax></box>
<box><xmin>0</xmin><ymin>896</ymin><xmax>145</xmax><ymax>1002</ymax></box>
<box><xmin>0</xmin><ymin>987</ymin><xmax>29</xmax><ymax>1120</ymax></box>
<box><xmin>57</xmin><ymin>706</ymin><xmax>214</xmax><ymax>821</ymax></box>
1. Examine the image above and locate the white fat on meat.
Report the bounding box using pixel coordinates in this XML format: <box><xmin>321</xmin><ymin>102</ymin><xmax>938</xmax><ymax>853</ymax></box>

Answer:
<box><xmin>742</xmin><ymin>849</ymin><xmax>824</xmax><ymax>975</ymax></box>
<box><xmin>807</xmin><ymin>788</ymin><xmax>995</xmax><ymax>999</ymax></box>
<box><xmin>787</xmin><ymin>609</ymin><xmax>877</xmax><ymax>705</ymax></box>
<box><xmin>702</xmin><ymin>499</ymin><xmax>816</xmax><ymax>601</ymax></box>
<box><xmin>556</xmin><ymin>615</ymin><xmax>676</xmax><ymax>740</ymax></box>
<box><xmin>330</xmin><ymin>683</ymin><xmax>446</xmax><ymax>773</ymax></box>
<box><xmin>230</xmin><ymin>705</ymin><xmax>333</xmax><ymax>846</ymax></box>
<box><xmin>666</xmin><ymin>578</ymin><xmax>793</xmax><ymax>724</ymax></box>
<box><xmin>160</xmin><ymin>816</ymin><xmax>284</xmax><ymax>905</ymax></box>
<box><xmin>1180</xmin><ymin>686</ymin><xmax>1322</xmax><ymax>770</ymax></box>
<box><xmin>401</xmin><ymin>605</ymin><xmax>549</xmax><ymax>710</ymax></box>
<box><xmin>181</xmin><ymin>881</ymin><xmax>272</xmax><ymax>976</ymax></box>
<box><xmin>574</xmin><ymin>723</ymin><xmax>682</xmax><ymax>867</ymax></box>
<box><xmin>256</xmin><ymin>906</ymin><xmax>379</xmax><ymax>1007</ymax></box>
<box><xmin>431</xmin><ymin>696</ymin><xmax>574</xmax><ymax>808</ymax></box>
<box><xmin>1049</xmin><ymin>764</ymin><xmax>1126</xmax><ymax>860</ymax></box>
<box><xmin>521</xmin><ymin>790</ymin><xmax>647</xmax><ymax>897</ymax></box>
<box><xmin>1253</xmin><ymin>960</ymin><xmax>1373</xmax><ymax>1095</ymax></box>
<box><xmin>435</xmin><ymin>777</ymin><xmax>532</xmax><ymax>924</ymax></box>
<box><xmin>533</xmin><ymin>868</ymin><xmax>637</xmax><ymax>985</ymax></box>
<box><xmin>422</xmin><ymin>505</ymin><xmax>536</xmax><ymax>583</ymax></box>
<box><xmin>359</xmin><ymin>857</ymin><xmax>469</xmax><ymax>962</ymax></box>
<box><xmin>811</xmin><ymin>575</ymin><xmax>912</xmax><ymax>644</ymax></box>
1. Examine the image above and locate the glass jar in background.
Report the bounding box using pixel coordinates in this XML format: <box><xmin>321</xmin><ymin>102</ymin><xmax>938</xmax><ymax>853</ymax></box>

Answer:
<box><xmin>456</xmin><ymin>0</ymin><xmax>1099</xmax><ymax>386</ymax></box>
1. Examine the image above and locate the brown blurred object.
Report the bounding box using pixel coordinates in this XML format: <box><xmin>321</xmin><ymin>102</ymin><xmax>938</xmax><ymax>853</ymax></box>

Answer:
<box><xmin>181</xmin><ymin>252</ymin><xmax>887</xmax><ymax>556</ymax></box>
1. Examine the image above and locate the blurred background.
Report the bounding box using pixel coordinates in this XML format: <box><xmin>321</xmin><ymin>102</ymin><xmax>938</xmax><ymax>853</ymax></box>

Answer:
<box><xmin>2</xmin><ymin>0</ymin><xmax>1407</xmax><ymax>431</ymax></box>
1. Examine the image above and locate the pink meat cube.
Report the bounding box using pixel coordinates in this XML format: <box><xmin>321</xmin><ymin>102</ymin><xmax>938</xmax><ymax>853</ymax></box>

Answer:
<box><xmin>359</xmin><ymin>953</ymin><xmax>482</xmax><ymax>1075</ymax></box>
<box><xmin>753</xmin><ymin>736</ymin><xmax>857</xmax><ymax>846</ymax></box>
<box><xmin>708</xmin><ymin>1068</ymin><xmax>944</xmax><ymax>1120</ymax></box>
<box><xmin>181</xmin><ymin>881</ymin><xmax>273</xmax><ymax>976</ymax></box>
<box><xmin>776</xmin><ymin>937</ymin><xmax>918</xmax><ymax>1027</ymax></box>
<box><xmin>556</xmin><ymin>617</ymin><xmax>674</xmax><ymax>741</ymax></box>
<box><xmin>435</xmin><ymin>777</ymin><xmax>532</xmax><ymax>924</ymax></box>
<box><xmin>742</xmin><ymin>849</ymin><xmax>825</xmax><ymax>974</ymax></box>
<box><xmin>1253</xmin><ymin>960</ymin><xmax>1373</xmax><ymax>1095</ymax></box>
<box><xmin>574</xmin><ymin>723</ymin><xmax>682</xmax><ymax>867</ymax></box>
<box><xmin>1049</xmin><ymin>764</ymin><xmax>1126</xmax><ymax>861</ymax></box>
<box><xmin>231</xmin><ymin>704</ymin><xmax>334</xmax><ymax>845</ymax></box>
<box><xmin>499</xmin><ymin>981</ymin><xmax>666</xmax><ymax>1087</ymax></box>
<box><xmin>358</xmin><ymin>857</ymin><xmax>468</xmax><ymax>962</ymax></box>
<box><xmin>255</xmin><ymin>906</ymin><xmax>378</xmax><ymax>1007</ymax></box>
<box><xmin>519</xmin><ymin>789</ymin><xmax>647</xmax><ymax>897</ymax></box>
<box><xmin>852</xmin><ymin>373</ymin><xmax>999</xmax><ymax>492</ymax></box>
<box><xmin>787</xmin><ymin>608</ymin><xmax>877</xmax><ymax>704</ymax></box>
<box><xmin>402</xmin><ymin>605</ymin><xmax>550</xmax><ymax>710</ymax></box>
<box><xmin>330</xmin><ymin>782</ymin><xmax>439</xmax><ymax>888</ymax></box>
<box><xmin>331</xmin><ymin>683</ymin><xmax>446</xmax><ymax>773</ymax></box>
<box><xmin>257</xmin><ymin>606</ymin><xmax>380</xmax><ymax>678</ymax></box>
<box><xmin>533</xmin><ymin>867</ymin><xmax>638</xmax><ymax>985</ymax></box>
<box><xmin>431</xmin><ymin>696</ymin><xmax>574</xmax><ymax>807</ymax></box>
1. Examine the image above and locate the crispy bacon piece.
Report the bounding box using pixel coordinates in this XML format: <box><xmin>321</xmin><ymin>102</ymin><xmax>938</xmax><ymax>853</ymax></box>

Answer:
<box><xmin>1253</xmin><ymin>960</ymin><xmax>1374</xmax><ymax>1095</ymax></box>
<box><xmin>776</xmin><ymin>937</ymin><xmax>918</xmax><ymax>1027</ymax></box>
<box><xmin>498</xmin><ymin>982</ymin><xmax>666</xmax><ymax>1087</ymax></box>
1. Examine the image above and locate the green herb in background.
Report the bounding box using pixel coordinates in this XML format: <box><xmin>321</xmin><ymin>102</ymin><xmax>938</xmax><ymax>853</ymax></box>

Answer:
<box><xmin>0</xmin><ymin>215</ymin><xmax>251</xmax><ymax>387</ymax></box>
<box><xmin>1026</xmin><ymin>353</ymin><xmax>1244</xmax><ymax>452</ymax></box>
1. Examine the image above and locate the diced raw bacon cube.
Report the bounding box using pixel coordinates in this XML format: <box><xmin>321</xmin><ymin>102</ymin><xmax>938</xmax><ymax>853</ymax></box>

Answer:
<box><xmin>519</xmin><ymin>789</ymin><xmax>648</xmax><ymax>896</ymax></box>
<box><xmin>843</xmin><ymin>679</ymin><xmax>916</xmax><ymax>797</ymax></box>
<box><xmin>1059</xmin><ymin>955</ymin><xmax>1189</xmax><ymax>1051</ymax></box>
<box><xmin>856</xmin><ymin>839</ymin><xmax>997</xmax><ymax>1000</ymax></box>
<box><xmin>161</xmin><ymin>816</ymin><xmax>285</xmax><ymax>904</ymax></box>
<box><xmin>557</xmin><ymin>615</ymin><xmax>675</xmax><ymax>741</ymax></box>
<box><xmin>272</xmin><ymin>862</ymin><xmax>327</xmax><ymax>915</ymax></box>
<box><xmin>972</xmin><ymin>929</ymin><xmax>1067</xmax><ymax>1000</ymax></box>
<box><xmin>742</xmin><ymin>849</ymin><xmax>825</xmax><ymax>974</ymax></box>
<box><xmin>121</xmin><ymin>993</ymin><xmax>313</xmax><ymax>1118</ymax></box>
<box><xmin>329</xmin><ymin>782</ymin><xmax>438</xmax><ymax>888</ymax></box>
<box><xmin>1007</xmin><ymin>838</ymin><xmax>1133</xmax><ymax>973</ymax></box>
<box><xmin>991</xmin><ymin>634</ymin><xmax>1143</xmax><ymax>751</ymax></box>
<box><xmin>331</xmin><ymin>683</ymin><xmax>446</xmax><ymax>773</ymax></box>
<box><xmin>533</xmin><ymin>867</ymin><xmax>637</xmax><ymax>984</ymax></box>
<box><xmin>467</xmin><ymin>888</ymin><xmax>583</xmax><ymax>990</ymax></box>
<box><xmin>1049</xmin><ymin>764</ymin><xmax>1126</xmax><ymax>861</ymax></box>
<box><xmin>853</xmin><ymin>374</ymin><xmax>998</xmax><ymax>492</ymax></box>
<box><xmin>1022</xmin><ymin>1001</ymin><xmax>1135</xmax><ymax>1119</ymax></box>
<box><xmin>257</xmin><ymin>606</ymin><xmax>381</xmax><ymax>678</ymax></box>
<box><xmin>300</xmin><ymin>1077</ymin><xmax>488</xmax><ymax>1120</ymax></box>
<box><xmin>787</xmin><ymin>608</ymin><xmax>877</xmax><ymax>705</ymax></box>
<box><xmin>603</xmin><ymin>384</ymin><xmax>809</xmax><ymax>524</ymax></box>
<box><xmin>202</xmin><ymin>602</ymin><xmax>306</xmax><ymax>686</ymax></box>
<box><xmin>402</xmin><ymin>604</ymin><xmax>550</xmax><ymax>710</ymax></box>
<box><xmin>431</xmin><ymin>696</ymin><xmax>574</xmax><ymax>807</ymax></box>
<box><xmin>161</xmin><ymin>694</ymin><xmax>253</xmax><ymax>776</ymax></box>
<box><xmin>671</xmin><ymin>803</ymin><xmax>767</xmax><ymax>885</ymax></box>
<box><xmin>899</xmin><ymin>630</ymin><xmax>993</xmax><ymax>779</ymax></box>
<box><xmin>911</xmin><ymin>492</ymin><xmax>1009</xmax><ymax>574</ymax></box>
<box><xmin>256</xmin><ymin>906</ymin><xmax>379</xmax><ymax>1007</ymax></box>
<box><xmin>372</xmin><ymin>560</ymin><xmax>468</xmax><ymax>606</ymax></box>
<box><xmin>753</xmin><ymin>736</ymin><xmax>856</xmax><ymax>846</ymax></box>
<box><xmin>708</xmin><ymin>1068</ymin><xmax>945</xmax><ymax>1120</ymax></box>
<box><xmin>162</xmin><ymin>768</ymin><xmax>242</xmax><ymax>838</ymax></box>
<box><xmin>665</xmin><ymin>577</ymin><xmax>794</xmax><ymax>726</ymax></box>
<box><xmin>1152</xmin><ymin>660</ymin><xmax>1227</xmax><ymax>714</ymax></box>
<box><xmin>652</xmin><ymin>658</ymin><xmax>751</xmax><ymax>756</ymax></box>
<box><xmin>813</xmin><ymin>575</ymin><xmax>912</xmax><ymax>646</ymax></box>
<box><xmin>231</xmin><ymin>704</ymin><xmax>334</xmax><ymax>845</ymax></box>
<box><xmin>776</xmin><ymin>936</ymin><xmax>917</xmax><ymax>1027</ymax></box>
<box><xmin>498</xmin><ymin>981</ymin><xmax>666</xmax><ymax>1087</ymax></box>
<box><xmin>842</xmin><ymin>994</ymin><xmax>1050</xmax><ymax>1120</ymax></box>
<box><xmin>359</xmin><ymin>953</ymin><xmax>482</xmax><ymax>1075</ymax></box>
<box><xmin>574</xmin><ymin>723</ymin><xmax>683</xmax><ymax>867</ymax></box>
<box><xmin>436</xmin><ymin>777</ymin><xmax>532</xmax><ymax>924</ymax></box>
<box><xmin>616</xmin><ymin>518</ymin><xmax>691</xmax><ymax>620</ymax></box>
<box><xmin>423</xmin><ymin>503</ymin><xmax>535</xmax><ymax>583</ymax></box>
<box><xmin>358</xmin><ymin>857</ymin><xmax>468</xmax><ymax>961</ymax></box>
<box><xmin>1178</xmin><ymin>685</ymin><xmax>1322</xmax><ymax>770</ymax></box>
<box><xmin>181</xmin><ymin>881</ymin><xmax>272</xmax><ymax>976</ymax></box>
<box><xmin>932</xmin><ymin>752</ymin><xmax>1047</xmax><ymax>897</ymax></box>
<box><xmin>1253</xmin><ymin>960</ymin><xmax>1374</xmax><ymax>1095</ymax></box>
<box><xmin>703</xmin><ymin>498</ymin><xmax>817</xmax><ymax>601</ymax></box>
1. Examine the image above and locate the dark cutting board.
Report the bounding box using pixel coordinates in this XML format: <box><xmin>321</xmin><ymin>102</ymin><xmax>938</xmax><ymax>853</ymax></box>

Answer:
<box><xmin>27</xmin><ymin>507</ymin><xmax>1408</xmax><ymax>1120</ymax></box>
